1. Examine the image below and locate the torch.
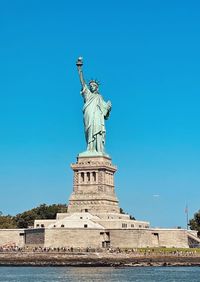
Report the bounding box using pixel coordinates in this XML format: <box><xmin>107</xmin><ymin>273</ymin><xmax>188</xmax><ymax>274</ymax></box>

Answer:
<box><xmin>76</xmin><ymin>57</ymin><xmax>83</xmax><ymax>68</ymax></box>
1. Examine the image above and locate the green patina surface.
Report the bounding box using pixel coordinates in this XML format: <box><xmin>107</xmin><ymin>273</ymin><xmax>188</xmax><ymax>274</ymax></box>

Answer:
<box><xmin>76</xmin><ymin>57</ymin><xmax>111</xmax><ymax>157</ymax></box>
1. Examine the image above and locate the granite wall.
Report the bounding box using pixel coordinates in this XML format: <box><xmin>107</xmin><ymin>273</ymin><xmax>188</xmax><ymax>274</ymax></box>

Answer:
<box><xmin>0</xmin><ymin>229</ymin><xmax>24</xmax><ymax>247</ymax></box>
<box><xmin>43</xmin><ymin>228</ymin><xmax>189</xmax><ymax>249</ymax></box>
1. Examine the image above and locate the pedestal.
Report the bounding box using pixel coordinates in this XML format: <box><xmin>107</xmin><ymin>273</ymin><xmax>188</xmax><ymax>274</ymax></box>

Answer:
<box><xmin>67</xmin><ymin>155</ymin><xmax>120</xmax><ymax>214</ymax></box>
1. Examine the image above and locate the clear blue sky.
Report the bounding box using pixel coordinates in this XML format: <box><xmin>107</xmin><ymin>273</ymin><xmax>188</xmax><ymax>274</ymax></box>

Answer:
<box><xmin>0</xmin><ymin>0</ymin><xmax>200</xmax><ymax>228</ymax></box>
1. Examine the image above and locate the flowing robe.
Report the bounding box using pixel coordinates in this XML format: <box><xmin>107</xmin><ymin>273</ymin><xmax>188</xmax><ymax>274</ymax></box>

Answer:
<box><xmin>81</xmin><ymin>85</ymin><xmax>111</xmax><ymax>152</ymax></box>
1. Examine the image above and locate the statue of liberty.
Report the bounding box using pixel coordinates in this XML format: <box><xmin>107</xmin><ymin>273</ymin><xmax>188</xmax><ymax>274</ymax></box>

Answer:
<box><xmin>76</xmin><ymin>57</ymin><xmax>112</xmax><ymax>156</ymax></box>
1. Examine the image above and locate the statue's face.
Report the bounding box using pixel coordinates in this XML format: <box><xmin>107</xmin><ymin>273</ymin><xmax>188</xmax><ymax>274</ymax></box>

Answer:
<box><xmin>89</xmin><ymin>82</ymin><xmax>98</xmax><ymax>93</ymax></box>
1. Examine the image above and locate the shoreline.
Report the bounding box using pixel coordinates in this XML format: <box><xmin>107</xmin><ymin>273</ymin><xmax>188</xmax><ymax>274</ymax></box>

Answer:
<box><xmin>0</xmin><ymin>252</ymin><xmax>200</xmax><ymax>267</ymax></box>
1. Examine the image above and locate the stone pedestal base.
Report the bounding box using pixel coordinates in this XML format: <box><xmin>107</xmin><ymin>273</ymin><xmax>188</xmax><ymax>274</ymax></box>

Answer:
<box><xmin>67</xmin><ymin>155</ymin><xmax>120</xmax><ymax>214</ymax></box>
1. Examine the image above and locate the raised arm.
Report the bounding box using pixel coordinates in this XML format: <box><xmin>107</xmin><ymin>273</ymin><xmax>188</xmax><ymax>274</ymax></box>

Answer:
<box><xmin>76</xmin><ymin>57</ymin><xmax>86</xmax><ymax>89</ymax></box>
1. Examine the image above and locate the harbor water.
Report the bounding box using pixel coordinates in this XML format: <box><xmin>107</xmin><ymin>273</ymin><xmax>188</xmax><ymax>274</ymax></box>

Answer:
<box><xmin>0</xmin><ymin>266</ymin><xmax>200</xmax><ymax>282</ymax></box>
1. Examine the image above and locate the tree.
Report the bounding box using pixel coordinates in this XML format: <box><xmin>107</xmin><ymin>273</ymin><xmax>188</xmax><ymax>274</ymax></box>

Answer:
<box><xmin>189</xmin><ymin>210</ymin><xmax>200</xmax><ymax>237</ymax></box>
<box><xmin>120</xmin><ymin>207</ymin><xmax>135</xmax><ymax>220</ymax></box>
<box><xmin>15</xmin><ymin>203</ymin><xmax>68</xmax><ymax>228</ymax></box>
<box><xmin>0</xmin><ymin>215</ymin><xmax>16</xmax><ymax>229</ymax></box>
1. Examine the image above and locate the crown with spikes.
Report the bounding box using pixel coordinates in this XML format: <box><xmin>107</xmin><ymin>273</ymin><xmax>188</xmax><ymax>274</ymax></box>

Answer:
<box><xmin>89</xmin><ymin>79</ymin><xmax>100</xmax><ymax>86</ymax></box>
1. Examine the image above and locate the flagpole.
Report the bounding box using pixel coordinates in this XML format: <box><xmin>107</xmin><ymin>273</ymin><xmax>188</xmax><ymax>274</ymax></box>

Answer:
<box><xmin>185</xmin><ymin>205</ymin><xmax>189</xmax><ymax>230</ymax></box>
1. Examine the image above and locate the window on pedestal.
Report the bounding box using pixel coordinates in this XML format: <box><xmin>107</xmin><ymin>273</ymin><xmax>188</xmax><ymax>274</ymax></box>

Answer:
<box><xmin>87</xmin><ymin>172</ymin><xmax>90</xmax><ymax>182</ymax></box>
<box><xmin>92</xmin><ymin>172</ymin><xmax>96</xmax><ymax>182</ymax></box>
<box><xmin>81</xmin><ymin>172</ymin><xmax>84</xmax><ymax>182</ymax></box>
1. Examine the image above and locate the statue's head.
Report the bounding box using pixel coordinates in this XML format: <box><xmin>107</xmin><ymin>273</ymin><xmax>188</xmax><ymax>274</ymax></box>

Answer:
<box><xmin>89</xmin><ymin>80</ymin><xmax>99</xmax><ymax>93</ymax></box>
